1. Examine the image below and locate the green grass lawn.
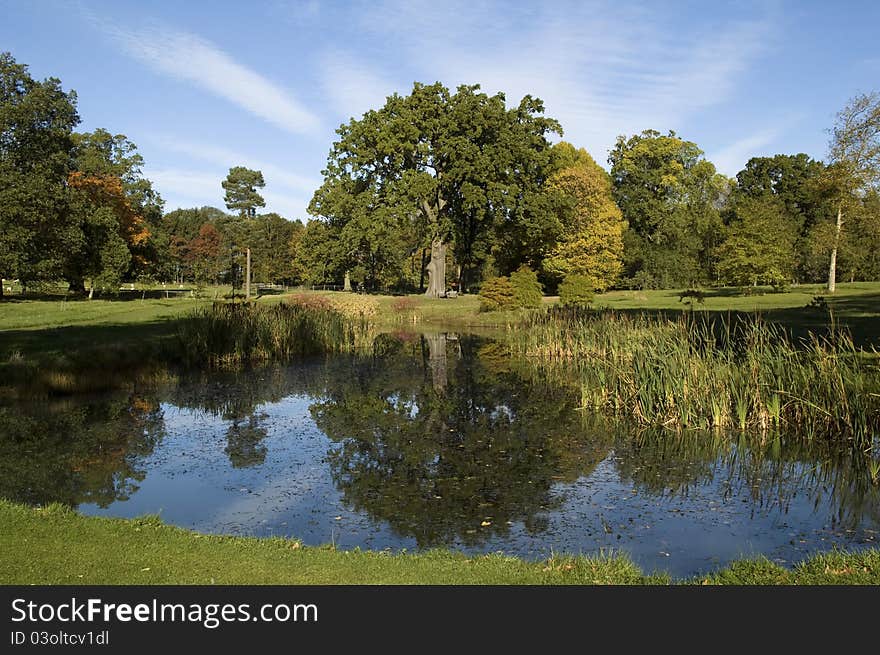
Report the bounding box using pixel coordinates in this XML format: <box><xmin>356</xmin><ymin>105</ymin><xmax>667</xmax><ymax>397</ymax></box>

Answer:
<box><xmin>1</xmin><ymin>501</ymin><xmax>877</xmax><ymax>585</ymax></box>
<box><xmin>3</xmin><ymin>281</ymin><xmax>877</xmax><ymax>335</ymax></box>
<box><xmin>301</xmin><ymin>281</ymin><xmax>880</xmax><ymax>337</ymax></box>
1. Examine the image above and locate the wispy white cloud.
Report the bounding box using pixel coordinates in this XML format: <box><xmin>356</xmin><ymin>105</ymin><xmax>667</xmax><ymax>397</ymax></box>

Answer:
<box><xmin>709</xmin><ymin>128</ymin><xmax>783</xmax><ymax>177</ymax></box>
<box><xmin>320</xmin><ymin>51</ymin><xmax>403</xmax><ymax>120</ymax></box>
<box><xmin>331</xmin><ymin>0</ymin><xmax>777</xmax><ymax>164</ymax></box>
<box><xmin>148</xmin><ymin>168</ymin><xmax>221</xmax><ymax>202</ymax></box>
<box><xmin>101</xmin><ymin>23</ymin><xmax>321</xmax><ymax>136</ymax></box>
<box><xmin>151</xmin><ymin>137</ymin><xmax>320</xmax><ymax>194</ymax></box>
<box><xmin>262</xmin><ymin>189</ymin><xmax>313</xmax><ymax>220</ymax></box>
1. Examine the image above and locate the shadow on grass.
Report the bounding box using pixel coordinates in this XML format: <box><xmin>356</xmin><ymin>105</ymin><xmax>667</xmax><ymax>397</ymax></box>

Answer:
<box><xmin>594</xmin><ymin>292</ymin><xmax>880</xmax><ymax>348</ymax></box>
<box><xmin>0</xmin><ymin>317</ymin><xmax>184</xmax><ymax>360</ymax></box>
<box><xmin>0</xmin><ymin>288</ymin><xmax>208</xmax><ymax>303</ymax></box>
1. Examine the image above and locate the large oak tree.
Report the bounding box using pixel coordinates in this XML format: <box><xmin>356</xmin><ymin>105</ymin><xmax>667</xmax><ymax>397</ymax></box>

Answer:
<box><xmin>308</xmin><ymin>82</ymin><xmax>561</xmax><ymax>297</ymax></box>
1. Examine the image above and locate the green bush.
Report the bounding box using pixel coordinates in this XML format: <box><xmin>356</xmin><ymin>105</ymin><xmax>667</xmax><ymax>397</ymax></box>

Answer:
<box><xmin>478</xmin><ymin>276</ymin><xmax>517</xmax><ymax>312</ymax></box>
<box><xmin>509</xmin><ymin>265</ymin><xmax>543</xmax><ymax>309</ymax></box>
<box><xmin>558</xmin><ymin>274</ymin><xmax>595</xmax><ymax>307</ymax></box>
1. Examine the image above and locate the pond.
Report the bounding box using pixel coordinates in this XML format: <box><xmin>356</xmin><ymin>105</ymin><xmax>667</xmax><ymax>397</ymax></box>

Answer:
<box><xmin>1</xmin><ymin>332</ymin><xmax>878</xmax><ymax>578</ymax></box>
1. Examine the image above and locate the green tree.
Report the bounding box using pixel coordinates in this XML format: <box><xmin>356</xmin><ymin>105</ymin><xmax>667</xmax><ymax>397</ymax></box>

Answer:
<box><xmin>294</xmin><ymin>219</ymin><xmax>346</xmax><ymax>286</ymax></box>
<box><xmin>824</xmin><ymin>91</ymin><xmax>880</xmax><ymax>292</ymax></box>
<box><xmin>609</xmin><ymin>129</ymin><xmax>727</xmax><ymax>288</ymax></box>
<box><xmin>841</xmin><ymin>191</ymin><xmax>880</xmax><ymax>280</ymax></box>
<box><xmin>287</xmin><ymin>219</ymin><xmax>307</xmax><ymax>285</ymax></box>
<box><xmin>309</xmin><ymin>82</ymin><xmax>561</xmax><ymax>297</ymax></box>
<box><xmin>65</xmin><ymin>129</ymin><xmax>163</xmax><ymax>293</ymax></box>
<box><xmin>73</xmin><ymin>129</ymin><xmax>163</xmax><ymax>222</ymax></box>
<box><xmin>243</xmin><ymin>212</ymin><xmax>297</xmax><ymax>284</ymax></box>
<box><xmin>735</xmin><ymin>154</ymin><xmax>827</xmax><ymax>229</ymax></box>
<box><xmin>543</xmin><ymin>143</ymin><xmax>625</xmax><ymax>291</ymax></box>
<box><xmin>716</xmin><ymin>195</ymin><xmax>797</xmax><ymax>288</ymax></box>
<box><xmin>806</xmin><ymin>189</ymin><xmax>880</xmax><ymax>282</ymax></box>
<box><xmin>222</xmin><ymin>166</ymin><xmax>266</xmax><ymax>218</ymax></box>
<box><xmin>0</xmin><ymin>51</ymin><xmax>79</xmax><ymax>296</ymax></box>
<box><xmin>734</xmin><ymin>153</ymin><xmax>829</xmax><ymax>282</ymax></box>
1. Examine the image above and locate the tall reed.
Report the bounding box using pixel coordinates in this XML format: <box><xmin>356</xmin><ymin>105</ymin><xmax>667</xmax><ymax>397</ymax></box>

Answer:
<box><xmin>507</xmin><ymin>307</ymin><xmax>879</xmax><ymax>443</ymax></box>
<box><xmin>176</xmin><ymin>302</ymin><xmax>376</xmax><ymax>367</ymax></box>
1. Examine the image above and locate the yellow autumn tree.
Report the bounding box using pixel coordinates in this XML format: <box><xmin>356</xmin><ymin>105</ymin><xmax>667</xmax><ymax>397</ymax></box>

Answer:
<box><xmin>544</xmin><ymin>144</ymin><xmax>625</xmax><ymax>291</ymax></box>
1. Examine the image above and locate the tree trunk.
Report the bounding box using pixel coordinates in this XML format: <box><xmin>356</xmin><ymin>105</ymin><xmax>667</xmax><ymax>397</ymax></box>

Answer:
<box><xmin>419</xmin><ymin>249</ymin><xmax>427</xmax><ymax>293</ymax></box>
<box><xmin>0</xmin><ymin>280</ymin><xmax>4</xmax><ymax>300</ymax></box>
<box><xmin>245</xmin><ymin>248</ymin><xmax>251</xmax><ymax>300</ymax></box>
<box><xmin>827</xmin><ymin>204</ymin><xmax>843</xmax><ymax>293</ymax></box>
<box><xmin>425</xmin><ymin>333</ymin><xmax>447</xmax><ymax>392</ymax></box>
<box><xmin>424</xmin><ymin>238</ymin><xmax>447</xmax><ymax>298</ymax></box>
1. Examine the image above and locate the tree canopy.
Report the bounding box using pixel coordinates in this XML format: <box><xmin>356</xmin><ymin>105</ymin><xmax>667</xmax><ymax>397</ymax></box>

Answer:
<box><xmin>222</xmin><ymin>166</ymin><xmax>266</xmax><ymax>218</ymax></box>
<box><xmin>2</xmin><ymin>49</ymin><xmax>879</xmax><ymax>298</ymax></box>
<box><xmin>609</xmin><ymin>129</ymin><xmax>727</xmax><ymax>288</ymax></box>
<box><xmin>824</xmin><ymin>91</ymin><xmax>880</xmax><ymax>291</ymax></box>
<box><xmin>542</xmin><ymin>142</ymin><xmax>625</xmax><ymax>291</ymax></box>
<box><xmin>308</xmin><ymin>82</ymin><xmax>561</xmax><ymax>296</ymax></box>
<box><xmin>716</xmin><ymin>194</ymin><xmax>797</xmax><ymax>289</ymax></box>
<box><xmin>0</xmin><ymin>51</ymin><xmax>79</xmax><ymax>295</ymax></box>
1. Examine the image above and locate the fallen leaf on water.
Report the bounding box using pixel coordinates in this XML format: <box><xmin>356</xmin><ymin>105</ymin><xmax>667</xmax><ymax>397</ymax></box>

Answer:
<box><xmin>481</xmin><ymin>520</ymin><xmax>492</xmax><ymax>527</ymax></box>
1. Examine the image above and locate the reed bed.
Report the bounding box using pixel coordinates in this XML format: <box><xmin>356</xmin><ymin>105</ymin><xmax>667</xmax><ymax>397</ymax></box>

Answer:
<box><xmin>176</xmin><ymin>302</ymin><xmax>377</xmax><ymax>367</ymax></box>
<box><xmin>507</xmin><ymin>307</ymin><xmax>880</xmax><ymax>443</ymax></box>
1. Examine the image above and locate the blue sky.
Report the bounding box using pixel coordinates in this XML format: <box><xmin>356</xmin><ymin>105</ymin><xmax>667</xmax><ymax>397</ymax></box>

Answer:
<box><xmin>3</xmin><ymin>0</ymin><xmax>879</xmax><ymax>220</ymax></box>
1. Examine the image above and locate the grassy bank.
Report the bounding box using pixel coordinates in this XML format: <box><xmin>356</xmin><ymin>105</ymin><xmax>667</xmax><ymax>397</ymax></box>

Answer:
<box><xmin>1</xmin><ymin>282</ymin><xmax>878</xmax><ymax>397</ymax></box>
<box><xmin>1</xmin><ymin>500</ymin><xmax>877</xmax><ymax>585</ymax></box>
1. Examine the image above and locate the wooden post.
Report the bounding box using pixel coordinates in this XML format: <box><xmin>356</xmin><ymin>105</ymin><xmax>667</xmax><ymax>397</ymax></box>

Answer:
<box><xmin>245</xmin><ymin>248</ymin><xmax>251</xmax><ymax>301</ymax></box>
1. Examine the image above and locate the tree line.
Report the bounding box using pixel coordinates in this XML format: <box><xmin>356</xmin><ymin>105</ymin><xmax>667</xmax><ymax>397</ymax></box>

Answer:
<box><xmin>2</xmin><ymin>51</ymin><xmax>878</xmax><ymax>298</ymax></box>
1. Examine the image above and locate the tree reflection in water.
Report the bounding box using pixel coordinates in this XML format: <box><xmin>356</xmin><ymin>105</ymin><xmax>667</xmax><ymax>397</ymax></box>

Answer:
<box><xmin>0</xmin><ymin>394</ymin><xmax>165</xmax><ymax>507</ymax></box>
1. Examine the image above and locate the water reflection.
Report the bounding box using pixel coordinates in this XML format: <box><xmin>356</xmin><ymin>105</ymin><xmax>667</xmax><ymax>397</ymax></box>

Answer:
<box><xmin>0</xmin><ymin>332</ymin><xmax>878</xmax><ymax>576</ymax></box>
<box><xmin>0</xmin><ymin>395</ymin><xmax>164</xmax><ymax>507</ymax></box>
<box><xmin>312</xmin><ymin>334</ymin><xmax>610</xmax><ymax>546</ymax></box>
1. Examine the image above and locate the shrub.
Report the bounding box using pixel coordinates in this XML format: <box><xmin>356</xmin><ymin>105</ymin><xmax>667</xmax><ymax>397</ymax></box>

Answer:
<box><xmin>286</xmin><ymin>293</ymin><xmax>333</xmax><ymax>311</ymax></box>
<box><xmin>287</xmin><ymin>292</ymin><xmax>379</xmax><ymax>318</ymax></box>
<box><xmin>479</xmin><ymin>277</ymin><xmax>517</xmax><ymax>312</ymax></box>
<box><xmin>328</xmin><ymin>294</ymin><xmax>380</xmax><ymax>318</ymax></box>
<box><xmin>509</xmin><ymin>265</ymin><xmax>543</xmax><ymax>309</ymax></box>
<box><xmin>768</xmin><ymin>273</ymin><xmax>789</xmax><ymax>293</ymax></box>
<box><xmin>678</xmin><ymin>288</ymin><xmax>705</xmax><ymax>305</ymax></box>
<box><xmin>390</xmin><ymin>296</ymin><xmax>420</xmax><ymax>323</ymax></box>
<box><xmin>807</xmin><ymin>295</ymin><xmax>829</xmax><ymax>313</ymax></box>
<box><xmin>559</xmin><ymin>275</ymin><xmax>595</xmax><ymax>307</ymax></box>
<box><xmin>391</xmin><ymin>297</ymin><xmax>418</xmax><ymax>312</ymax></box>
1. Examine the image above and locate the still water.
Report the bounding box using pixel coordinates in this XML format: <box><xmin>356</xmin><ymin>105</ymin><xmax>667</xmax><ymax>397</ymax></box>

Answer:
<box><xmin>2</xmin><ymin>333</ymin><xmax>877</xmax><ymax>577</ymax></box>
